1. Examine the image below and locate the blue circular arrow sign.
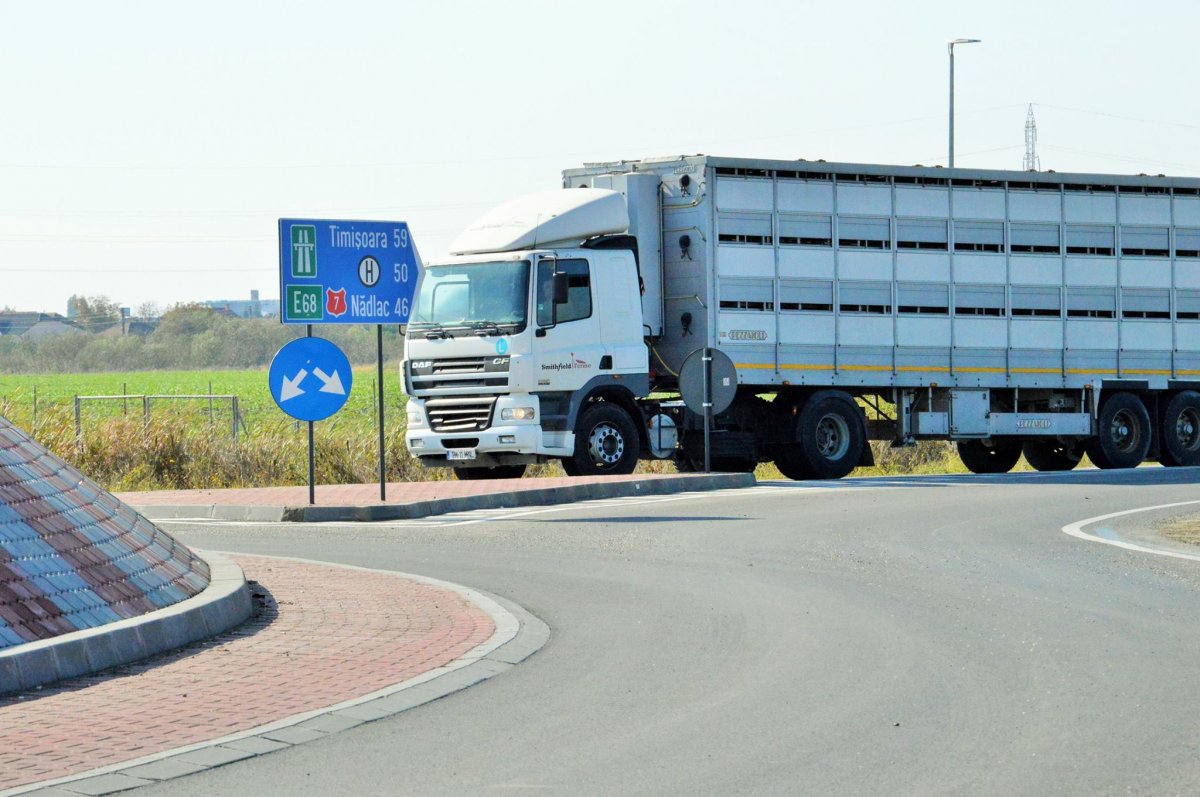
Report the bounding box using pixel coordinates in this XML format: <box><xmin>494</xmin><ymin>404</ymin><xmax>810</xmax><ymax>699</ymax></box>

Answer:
<box><xmin>268</xmin><ymin>337</ymin><xmax>353</xmax><ymax>421</ymax></box>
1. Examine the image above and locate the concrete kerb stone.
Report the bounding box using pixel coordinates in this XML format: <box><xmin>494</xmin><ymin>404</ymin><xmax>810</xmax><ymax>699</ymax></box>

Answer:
<box><xmin>5</xmin><ymin>563</ymin><xmax>549</xmax><ymax>797</ymax></box>
<box><xmin>134</xmin><ymin>472</ymin><xmax>755</xmax><ymax>524</ymax></box>
<box><xmin>0</xmin><ymin>552</ymin><xmax>252</xmax><ymax>697</ymax></box>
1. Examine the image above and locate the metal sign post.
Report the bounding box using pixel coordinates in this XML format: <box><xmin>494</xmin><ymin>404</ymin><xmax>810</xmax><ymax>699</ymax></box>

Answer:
<box><xmin>376</xmin><ymin>324</ymin><xmax>386</xmax><ymax>501</ymax></box>
<box><xmin>703</xmin><ymin>348</ymin><xmax>712</xmax><ymax>473</ymax></box>
<box><xmin>307</xmin><ymin>324</ymin><xmax>315</xmax><ymax>505</ymax></box>
<box><xmin>679</xmin><ymin>348</ymin><xmax>737</xmax><ymax>472</ymax></box>
<box><xmin>268</xmin><ymin>335</ymin><xmax>354</xmax><ymax>506</ymax></box>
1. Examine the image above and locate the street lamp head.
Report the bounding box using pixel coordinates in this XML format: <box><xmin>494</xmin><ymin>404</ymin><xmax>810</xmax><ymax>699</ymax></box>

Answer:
<box><xmin>948</xmin><ymin>38</ymin><xmax>982</xmax><ymax>48</ymax></box>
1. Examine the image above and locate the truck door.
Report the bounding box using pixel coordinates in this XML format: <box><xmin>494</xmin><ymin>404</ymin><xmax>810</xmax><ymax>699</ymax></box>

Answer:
<box><xmin>532</xmin><ymin>256</ymin><xmax>602</xmax><ymax>391</ymax></box>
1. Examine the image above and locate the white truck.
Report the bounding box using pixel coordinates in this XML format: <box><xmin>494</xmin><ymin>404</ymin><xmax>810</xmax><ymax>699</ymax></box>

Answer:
<box><xmin>401</xmin><ymin>155</ymin><xmax>1200</xmax><ymax>479</ymax></box>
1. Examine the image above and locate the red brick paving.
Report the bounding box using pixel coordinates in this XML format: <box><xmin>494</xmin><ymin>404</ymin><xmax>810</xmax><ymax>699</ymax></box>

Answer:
<box><xmin>0</xmin><ymin>555</ymin><xmax>495</xmax><ymax>791</ymax></box>
<box><xmin>114</xmin><ymin>472</ymin><xmax>711</xmax><ymax>508</ymax></box>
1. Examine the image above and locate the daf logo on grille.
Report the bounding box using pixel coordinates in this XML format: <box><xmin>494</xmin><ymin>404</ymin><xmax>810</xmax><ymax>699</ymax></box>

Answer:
<box><xmin>411</xmin><ymin>361</ymin><xmax>432</xmax><ymax>369</ymax></box>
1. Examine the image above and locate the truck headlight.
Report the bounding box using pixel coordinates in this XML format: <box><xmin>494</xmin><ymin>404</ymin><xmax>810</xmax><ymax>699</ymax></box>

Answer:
<box><xmin>500</xmin><ymin>407</ymin><xmax>536</xmax><ymax>421</ymax></box>
<box><xmin>407</xmin><ymin>408</ymin><xmax>424</xmax><ymax>426</ymax></box>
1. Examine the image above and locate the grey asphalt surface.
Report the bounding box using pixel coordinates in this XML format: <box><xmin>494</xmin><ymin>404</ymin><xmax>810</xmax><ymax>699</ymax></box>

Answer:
<box><xmin>139</xmin><ymin>467</ymin><xmax>1200</xmax><ymax>796</ymax></box>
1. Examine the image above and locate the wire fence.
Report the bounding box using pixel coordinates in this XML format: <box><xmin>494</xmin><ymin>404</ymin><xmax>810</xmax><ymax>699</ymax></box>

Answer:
<box><xmin>0</xmin><ymin>374</ymin><xmax>428</xmax><ymax>491</ymax></box>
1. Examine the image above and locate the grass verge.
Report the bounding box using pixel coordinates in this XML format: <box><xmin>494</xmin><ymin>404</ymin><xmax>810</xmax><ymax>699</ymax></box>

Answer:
<box><xmin>1155</xmin><ymin>515</ymin><xmax>1200</xmax><ymax>546</ymax></box>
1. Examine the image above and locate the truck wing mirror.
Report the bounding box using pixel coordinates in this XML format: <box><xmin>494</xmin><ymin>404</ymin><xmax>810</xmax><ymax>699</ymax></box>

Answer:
<box><xmin>553</xmin><ymin>272</ymin><xmax>570</xmax><ymax>305</ymax></box>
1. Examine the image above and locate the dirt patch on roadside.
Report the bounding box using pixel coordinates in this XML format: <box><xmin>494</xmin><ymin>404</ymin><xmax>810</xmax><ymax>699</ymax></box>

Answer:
<box><xmin>1156</xmin><ymin>514</ymin><xmax>1200</xmax><ymax>546</ymax></box>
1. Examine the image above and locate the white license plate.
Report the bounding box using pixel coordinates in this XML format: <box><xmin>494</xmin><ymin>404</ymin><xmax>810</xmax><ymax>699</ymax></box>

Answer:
<box><xmin>447</xmin><ymin>450</ymin><xmax>477</xmax><ymax>461</ymax></box>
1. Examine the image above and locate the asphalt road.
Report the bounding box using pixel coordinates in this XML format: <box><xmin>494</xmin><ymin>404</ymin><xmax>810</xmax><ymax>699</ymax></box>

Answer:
<box><xmin>146</xmin><ymin>468</ymin><xmax>1200</xmax><ymax>796</ymax></box>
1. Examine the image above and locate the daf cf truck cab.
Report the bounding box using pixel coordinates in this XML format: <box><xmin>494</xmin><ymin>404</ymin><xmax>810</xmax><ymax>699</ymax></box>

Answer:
<box><xmin>402</xmin><ymin>187</ymin><xmax>655</xmax><ymax>478</ymax></box>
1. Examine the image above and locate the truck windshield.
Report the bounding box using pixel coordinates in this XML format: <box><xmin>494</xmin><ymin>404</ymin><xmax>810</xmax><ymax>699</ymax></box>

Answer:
<box><xmin>408</xmin><ymin>260</ymin><xmax>530</xmax><ymax>336</ymax></box>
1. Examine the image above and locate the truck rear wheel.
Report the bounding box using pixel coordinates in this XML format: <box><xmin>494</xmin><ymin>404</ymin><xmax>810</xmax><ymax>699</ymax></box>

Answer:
<box><xmin>773</xmin><ymin>449</ymin><xmax>814</xmax><ymax>481</ymax></box>
<box><xmin>957</xmin><ymin>439</ymin><xmax>1021</xmax><ymax>474</ymax></box>
<box><xmin>1022</xmin><ymin>440</ymin><xmax>1083</xmax><ymax>472</ymax></box>
<box><xmin>1085</xmin><ymin>392</ymin><xmax>1151</xmax><ymax>469</ymax></box>
<box><xmin>564</xmin><ymin>403</ymin><xmax>640</xmax><ymax>476</ymax></box>
<box><xmin>1159</xmin><ymin>390</ymin><xmax>1200</xmax><ymax>467</ymax></box>
<box><xmin>454</xmin><ymin>465</ymin><xmax>527</xmax><ymax>480</ymax></box>
<box><xmin>788</xmin><ymin>392</ymin><xmax>866</xmax><ymax>480</ymax></box>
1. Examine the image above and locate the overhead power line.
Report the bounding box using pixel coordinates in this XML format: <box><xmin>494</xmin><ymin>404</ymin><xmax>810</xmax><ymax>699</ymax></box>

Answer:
<box><xmin>1035</xmin><ymin>103</ymin><xmax>1200</xmax><ymax>131</ymax></box>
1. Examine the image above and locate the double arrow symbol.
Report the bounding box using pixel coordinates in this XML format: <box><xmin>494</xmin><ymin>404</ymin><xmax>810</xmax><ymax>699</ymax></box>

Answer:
<box><xmin>281</xmin><ymin>367</ymin><xmax>346</xmax><ymax>401</ymax></box>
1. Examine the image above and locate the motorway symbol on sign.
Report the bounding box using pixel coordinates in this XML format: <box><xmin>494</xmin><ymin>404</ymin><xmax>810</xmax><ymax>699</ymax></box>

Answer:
<box><xmin>290</xmin><ymin>225</ymin><xmax>317</xmax><ymax>278</ymax></box>
<box><xmin>278</xmin><ymin>218</ymin><xmax>420</xmax><ymax>325</ymax></box>
<box><xmin>268</xmin><ymin>337</ymin><xmax>353</xmax><ymax>421</ymax></box>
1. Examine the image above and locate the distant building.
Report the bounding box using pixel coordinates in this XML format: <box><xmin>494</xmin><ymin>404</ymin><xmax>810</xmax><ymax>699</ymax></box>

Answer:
<box><xmin>204</xmin><ymin>289</ymin><xmax>280</xmax><ymax>319</ymax></box>
<box><xmin>0</xmin><ymin>312</ymin><xmax>82</xmax><ymax>340</ymax></box>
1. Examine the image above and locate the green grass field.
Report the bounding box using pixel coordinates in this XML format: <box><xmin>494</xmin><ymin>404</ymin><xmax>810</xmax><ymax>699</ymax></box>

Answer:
<box><xmin>0</xmin><ymin>368</ymin><xmax>428</xmax><ymax>491</ymax></box>
<box><xmin>0</xmin><ymin>367</ymin><xmax>406</xmax><ymax>435</ymax></box>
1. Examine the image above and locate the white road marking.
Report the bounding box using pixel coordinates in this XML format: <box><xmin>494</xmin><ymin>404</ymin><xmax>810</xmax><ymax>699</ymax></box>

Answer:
<box><xmin>1062</xmin><ymin>499</ymin><xmax>1200</xmax><ymax>564</ymax></box>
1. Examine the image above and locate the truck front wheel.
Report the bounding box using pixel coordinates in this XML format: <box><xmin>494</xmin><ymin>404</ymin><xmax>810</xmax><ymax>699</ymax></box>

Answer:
<box><xmin>1159</xmin><ymin>390</ymin><xmax>1200</xmax><ymax>467</ymax></box>
<box><xmin>957</xmin><ymin>439</ymin><xmax>1022</xmax><ymax>474</ymax></box>
<box><xmin>1085</xmin><ymin>392</ymin><xmax>1151</xmax><ymax>469</ymax></box>
<box><xmin>562</xmin><ymin>403</ymin><xmax>640</xmax><ymax>476</ymax></box>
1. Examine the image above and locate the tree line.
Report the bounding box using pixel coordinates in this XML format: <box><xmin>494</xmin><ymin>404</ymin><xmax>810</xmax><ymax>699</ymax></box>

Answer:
<box><xmin>0</xmin><ymin>301</ymin><xmax>403</xmax><ymax>373</ymax></box>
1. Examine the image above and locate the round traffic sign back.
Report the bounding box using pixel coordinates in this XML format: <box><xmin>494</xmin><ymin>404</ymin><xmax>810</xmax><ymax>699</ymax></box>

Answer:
<box><xmin>268</xmin><ymin>337</ymin><xmax>354</xmax><ymax>422</ymax></box>
<box><xmin>679</xmin><ymin>347</ymin><xmax>738</xmax><ymax>416</ymax></box>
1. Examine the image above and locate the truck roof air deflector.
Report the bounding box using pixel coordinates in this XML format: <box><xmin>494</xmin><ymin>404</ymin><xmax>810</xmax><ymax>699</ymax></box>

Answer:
<box><xmin>449</xmin><ymin>188</ymin><xmax>630</xmax><ymax>255</ymax></box>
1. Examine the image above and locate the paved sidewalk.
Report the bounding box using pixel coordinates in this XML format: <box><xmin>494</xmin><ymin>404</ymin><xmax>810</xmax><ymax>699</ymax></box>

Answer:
<box><xmin>116</xmin><ymin>472</ymin><xmax>755</xmax><ymax>522</ymax></box>
<box><xmin>0</xmin><ymin>555</ymin><xmax>510</xmax><ymax>794</ymax></box>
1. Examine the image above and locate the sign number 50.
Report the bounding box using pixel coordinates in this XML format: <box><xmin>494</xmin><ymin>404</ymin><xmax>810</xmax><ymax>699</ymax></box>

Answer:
<box><xmin>394</xmin><ymin>262</ymin><xmax>410</xmax><ymax>283</ymax></box>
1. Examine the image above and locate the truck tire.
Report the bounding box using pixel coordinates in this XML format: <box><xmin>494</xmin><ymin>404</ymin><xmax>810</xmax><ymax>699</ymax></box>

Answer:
<box><xmin>1021</xmin><ymin>440</ymin><xmax>1083</xmax><ymax>472</ymax></box>
<box><xmin>790</xmin><ymin>392</ymin><xmax>866</xmax><ymax>480</ymax></box>
<box><xmin>564</xmin><ymin>403</ymin><xmax>640</xmax><ymax>476</ymax></box>
<box><xmin>454</xmin><ymin>465</ymin><xmax>527</xmax><ymax>480</ymax></box>
<box><xmin>1085</xmin><ymin>392</ymin><xmax>1152</xmax><ymax>469</ymax></box>
<box><xmin>957</xmin><ymin>439</ymin><xmax>1022</xmax><ymax>474</ymax></box>
<box><xmin>1159</xmin><ymin>391</ymin><xmax>1200</xmax><ymax>467</ymax></box>
<box><xmin>773</xmin><ymin>449</ymin><xmax>814</xmax><ymax>481</ymax></box>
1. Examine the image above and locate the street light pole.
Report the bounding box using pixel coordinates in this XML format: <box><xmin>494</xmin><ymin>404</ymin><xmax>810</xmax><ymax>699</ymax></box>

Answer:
<box><xmin>947</xmin><ymin>38</ymin><xmax>981</xmax><ymax>169</ymax></box>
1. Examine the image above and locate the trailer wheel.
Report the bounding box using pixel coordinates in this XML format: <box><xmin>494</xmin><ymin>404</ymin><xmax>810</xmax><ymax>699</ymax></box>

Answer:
<box><xmin>773</xmin><ymin>449</ymin><xmax>814</xmax><ymax>481</ymax></box>
<box><xmin>1021</xmin><ymin>440</ymin><xmax>1083</xmax><ymax>472</ymax></box>
<box><xmin>790</xmin><ymin>392</ymin><xmax>866</xmax><ymax>480</ymax></box>
<box><xmin>454</xmin><ymin>465</ymin><xmax>527</xmax><ymax>480</ymax></box>
<box><xmin>565</xmin><ymin>403</ymin><xmax>640</xmax><ymax>476</ymax></box>
<box><xmin>1160</xmin><ymin>391</ymin><xmax>1200</xmax><ymax>467</ymax></box>
<box><xmin>1085</xmin><ymin>392</ymin><xmax>1152</xmax><ymax>469</ymax></box>
<box><xmin>957</xmin><ymin>439</ymin><xmax>1022</xmax><ymax>474</ymax></box>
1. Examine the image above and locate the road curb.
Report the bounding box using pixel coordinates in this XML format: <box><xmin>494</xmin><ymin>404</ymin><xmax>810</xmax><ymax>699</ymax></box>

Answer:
<box><xmin>5</xmin><ymin>561</ymin><xmax>547</xmax><ymax>797</ymax></box>
<box><xmin>131</xmin><ymin>472</ymin><xmax>756</xmax><ymax>523</ymax></box>
<box><xmin>0</xmin><ymin>552</ymin><xmax>252</xmax><ymax>697</ymax></box>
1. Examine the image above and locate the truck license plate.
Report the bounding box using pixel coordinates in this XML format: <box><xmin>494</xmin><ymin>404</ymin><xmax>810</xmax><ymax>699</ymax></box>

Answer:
<box><xmin>446</xmin><ymin>450</ymin><xmax>476</xmax><ymax>461</ymax></box>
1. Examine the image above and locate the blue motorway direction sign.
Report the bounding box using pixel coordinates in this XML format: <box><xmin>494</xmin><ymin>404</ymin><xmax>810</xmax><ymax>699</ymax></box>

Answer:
<box><xmin>278</xmin><ymin>218</ymin><xmax>420</xmax><ymax>325</ymax></box>
<box><xmin>268</xmin><ymin>337</ymin><xmax>354</xmax><ymax>421</ymax></box>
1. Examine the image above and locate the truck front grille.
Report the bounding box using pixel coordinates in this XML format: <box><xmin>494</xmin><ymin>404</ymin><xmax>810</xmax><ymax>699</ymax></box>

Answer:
<box><xmin>409</xmin><ymin>357</ymin><xmax>509</xmax><ymax>393</ymax></box>
<box><xmin>426</xmin><ymin>397</ymin><xmax>496</xmax><ymax>433</ymax></box>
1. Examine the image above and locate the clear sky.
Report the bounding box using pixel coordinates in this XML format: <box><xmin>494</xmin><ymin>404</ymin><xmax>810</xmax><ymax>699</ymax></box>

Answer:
<box><xmin>3</xmin><ymin>0</ymin><xmax>1199</xmax><ymax>314</ymax></box>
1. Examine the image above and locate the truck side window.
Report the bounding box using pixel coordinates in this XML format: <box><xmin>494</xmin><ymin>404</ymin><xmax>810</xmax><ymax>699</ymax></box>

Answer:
<box><xmin>537</xmin><ymin>258</ymin><xmax>591</xmax><ymax>326</ymax></box>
